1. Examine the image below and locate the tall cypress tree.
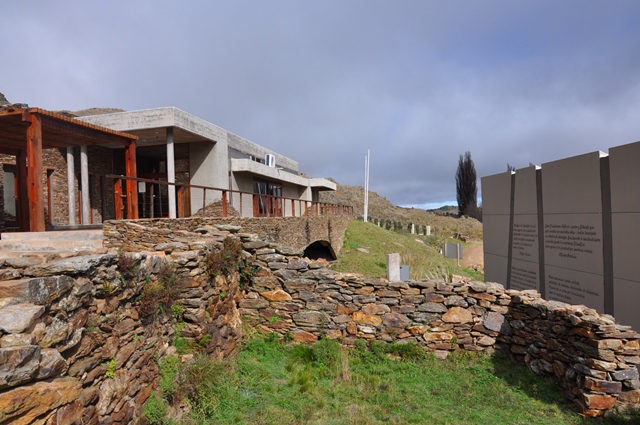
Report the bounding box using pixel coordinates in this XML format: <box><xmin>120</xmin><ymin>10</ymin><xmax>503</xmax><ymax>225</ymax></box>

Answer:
<box><xmin>455</xmin><ymin>151</ymin><xmax>478</xmax><ymax>218</ymax></box>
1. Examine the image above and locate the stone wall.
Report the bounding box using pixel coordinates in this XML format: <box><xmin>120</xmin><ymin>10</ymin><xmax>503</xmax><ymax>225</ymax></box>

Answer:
<box><xmin>237</xmin><ymin>239</ymin><xmax>640</xmax><ymax>417</ymax></box>
<box><xmin>103</xmin><ymin>215</ymin><xmax>350</xmax><ymax>258</ymax></box>
<box><xmin>1</xmin><ymin>221</ymin><xmax>639</xmax><ymax>422</ymax></box>
<box><xmin>0</xmin><ymin>226</ymin><xmax>243</xmax><ymax>425</ymax></box>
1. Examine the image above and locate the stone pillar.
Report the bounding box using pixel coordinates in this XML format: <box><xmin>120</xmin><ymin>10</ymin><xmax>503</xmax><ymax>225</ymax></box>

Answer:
<box><xmin>66</xmin><ymin>147</ymin><xmax>76</xmax><ymax>225</ymax></box>
<box><xmin>387</xmin><ymin>253</ymin><xmax>401</xmax><ymax>281</ymax></box>
<box><xmin>80</xmin><ymin>145</ymin><xmax>90</xmax><ymax>224</ymax></box>
<box><xmin>166</xmin><ymin>128</ymin><xmax>176</xmax><ymax>219</ymax></box>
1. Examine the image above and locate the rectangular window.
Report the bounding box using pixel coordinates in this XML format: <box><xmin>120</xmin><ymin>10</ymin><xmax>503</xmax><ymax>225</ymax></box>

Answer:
<box><xmin>253</xmin><ymin>180</ymin><xmax>282</xmax><ymax>217</ymax></box>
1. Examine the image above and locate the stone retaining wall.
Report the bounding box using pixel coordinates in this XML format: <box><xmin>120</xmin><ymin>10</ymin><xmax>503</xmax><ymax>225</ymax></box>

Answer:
<box><xmin>1</xmin><ymin>221</ymin><xmax>639</xmax><ymax>422</ymax></box>
<box><xmin>103</xmin><ymin>215</ymin><xmax>350</xmax><ymax>258</ymax></box>
<box><xmin>0</xmin><ymin>225</ymin><xmax>242</xmax><ymax>424</ymax></box>
<box><xmin>237</xmin><ymin>237</ymin><xmax>640</xmax><ymax>417</ymax></box>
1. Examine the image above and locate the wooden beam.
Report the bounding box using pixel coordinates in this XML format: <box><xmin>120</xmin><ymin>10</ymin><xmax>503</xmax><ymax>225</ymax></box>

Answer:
<box><xmin>125</xmin><ymin>141</ymin><xmax>138</xmax><ymax>219</ymax></box>
<box><xmin>26</xmin><ymin>114</ymin><xmax>44</xmax><ymax>231</ymax></box>
<box><xmin>39</xmin><ymin>114</ymin><xmax>132</xmax><ymax>146</ymax></box>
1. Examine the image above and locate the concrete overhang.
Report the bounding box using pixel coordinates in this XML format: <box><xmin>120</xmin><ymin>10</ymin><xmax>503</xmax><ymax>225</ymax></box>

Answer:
<box><xmin>308</xmin><ymin>178</ymin><xmax>337</xmax><ymax>191</ymax></box>
<box><xmin>228</xmin><ymin>133</ymin><xmax>299</xmax><ymax>172</ymax></box>
<box><xmin>77</xmin><ymin>107</ymin><xmax>226</xmax><ymax>148</ymax></box>
<box><xmin>231</xmin><ymin>158</ymin><xmax>334</xmax><ymax>190</ymax></box>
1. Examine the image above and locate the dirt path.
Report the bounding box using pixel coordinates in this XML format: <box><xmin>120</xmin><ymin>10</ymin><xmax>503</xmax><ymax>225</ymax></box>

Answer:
<box><xmin>460</xmin><ymin>241</ymin><xmax>484</xmax><ymax>268</ymax></box>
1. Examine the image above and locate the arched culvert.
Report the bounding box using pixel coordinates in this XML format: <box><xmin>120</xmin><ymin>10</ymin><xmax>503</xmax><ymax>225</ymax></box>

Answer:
<box><xmin>303</xmin><ymin>240</ymin><xmax>336</xmax><ymax>261</ymax></box>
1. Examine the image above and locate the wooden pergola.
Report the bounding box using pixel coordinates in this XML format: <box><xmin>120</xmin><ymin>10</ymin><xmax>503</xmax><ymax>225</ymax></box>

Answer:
<box><xmin>0</xmin><ymin>107</ymin><xmax>139</xmax><ymax>232</ymax></box>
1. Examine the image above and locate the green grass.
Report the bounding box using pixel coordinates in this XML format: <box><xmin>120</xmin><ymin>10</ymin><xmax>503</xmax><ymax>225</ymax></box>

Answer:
<box><xmin>333</xmin><ymin>219</ymin><xmax>483</xmax><ymax>281</ymax></box>
<box><xmin>170</xmin><ymin>336</ymin><xmax>638</xmax><ymax>425</ymax></box>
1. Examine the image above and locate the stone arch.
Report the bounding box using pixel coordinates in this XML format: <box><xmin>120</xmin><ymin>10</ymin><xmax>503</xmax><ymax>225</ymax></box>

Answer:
<box><xmin>303</xmin><ymin>240</ymin><xmax>336</xmax><ymax>261</ymax></box>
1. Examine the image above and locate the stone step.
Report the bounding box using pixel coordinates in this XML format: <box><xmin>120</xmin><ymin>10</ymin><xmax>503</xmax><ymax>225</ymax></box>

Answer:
<box><xmin>0</xmin><ymin>230</ymin><xmax>103</xmax><ymax>242</ymax></box>
<box><xmin>0</xmin><ymin>230</ymin><xmax>104</xmax><ymax>253</ymax></box>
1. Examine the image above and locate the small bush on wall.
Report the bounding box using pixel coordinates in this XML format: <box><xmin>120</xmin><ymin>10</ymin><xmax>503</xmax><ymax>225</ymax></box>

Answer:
<box><xmin>139</xmin><ymin>261</ymin><xmax>184</xmax><ymax>320</ymax></box>
<box><xmin>205</xmin><ymin>237</ymin><xmax>258</xmax><ymax>288</ymax></box>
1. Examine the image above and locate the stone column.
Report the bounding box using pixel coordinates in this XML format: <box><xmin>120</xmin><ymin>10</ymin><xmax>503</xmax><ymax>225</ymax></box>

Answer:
<box><xmin>80</xmin><ymin>145</ymin><xmax>90</xmax><ymax>224</ymax></box>
<box><xmin>66</xmin><ymin>147</ymin><xmax>76</xmax><ymax>225</ymax></box>
<box><xmin>166</xmin><ymin>128</ymin><xmax>176</xmax><ymax>219</ymax></box>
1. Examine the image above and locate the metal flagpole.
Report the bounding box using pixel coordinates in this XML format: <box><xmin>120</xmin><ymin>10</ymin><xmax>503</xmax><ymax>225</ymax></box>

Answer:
<box><xmin>364</xmin><ymin>150</ymin><xmax>370</xmax><ymax>222</ymax></box>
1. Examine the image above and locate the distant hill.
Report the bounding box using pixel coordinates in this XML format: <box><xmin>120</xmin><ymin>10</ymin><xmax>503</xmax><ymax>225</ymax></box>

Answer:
<box><xmin>319</xmin><ymin>181</ymin><xmax>482</xmax><ymax>241</ymax></box>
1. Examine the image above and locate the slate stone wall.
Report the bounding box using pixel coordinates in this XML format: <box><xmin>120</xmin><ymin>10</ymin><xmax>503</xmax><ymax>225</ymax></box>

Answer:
<box><xmin>237</xmin><ymin>238</ymin><xmax>640</xmax><ymax>418</ymax></box>
<box><xmin>103</xmin><ymin>215</ymin><xmax>350</xmax><ymax>258</ymax></box>
<box><xmin>1</xmin><ymin>222</ymin><xmax>639</xmax><ymax>422</ymax></box>
<box><xmin>0</xmin><ymin>225</ymin><xmax>243</xmax><ymax>424</ymax></box>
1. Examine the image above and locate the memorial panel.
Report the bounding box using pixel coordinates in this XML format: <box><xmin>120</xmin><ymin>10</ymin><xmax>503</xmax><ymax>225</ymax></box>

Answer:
<box><xmin>609</xmin><ymin>141</ymin><xmax>640</xmax><ymax>329</ymax></box>
<box><xmin>510</xmin><ymin>166</ymin><xmax>541</xmax><ymax>291</ymax></box>
<box><xmin>481</xmin><ymin>172</ymin><xmax>513</xmax><ymax>287</ymax></box>
<box><xmin>510</xmin><ymin>258</ymin><xmax>539</xmax><ymax>291</ymax></box>
<box><xmin>545</xmin><ymin>265</ymin><xmax>605</xmax><ymax>312</ymax></box>
<box><xmin>541</xmin><ymin>152</ymin><xmax>606</xmax><ymax>310</ymax></box>
<box><xmin>484</xmin><ymin>253</ymin><xmax>509</xmax><ymax>285</ymax></box>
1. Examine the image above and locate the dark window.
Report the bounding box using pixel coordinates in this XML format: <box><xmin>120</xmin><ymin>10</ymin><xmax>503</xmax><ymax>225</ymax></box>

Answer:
<box><xmin>253</xmin><ymin>180</ymin><xmax>282</xmax><ymax>217</ymax></box>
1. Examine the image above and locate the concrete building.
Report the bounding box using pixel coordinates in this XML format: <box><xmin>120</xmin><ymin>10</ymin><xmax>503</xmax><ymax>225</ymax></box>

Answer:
<box><xmin>0</xmin><ymin>104</ymin><xmax>341</xmax><ymax>233</ymax></box>
<box><xmin>78</xmin><ymin>107</ymin><xmax>336</xmax><ymax>219</ymax></box>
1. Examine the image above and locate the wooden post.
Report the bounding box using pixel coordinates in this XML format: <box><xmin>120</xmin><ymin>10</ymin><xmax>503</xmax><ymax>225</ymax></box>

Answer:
<box><xmin>100</xmin><ymin>176</ymin><xmax>107</xmax><ymax>221</ymax></box>
<box><xmin>148</xmin><ymin>184</ymin><xmax>155</xmax><ymax>219</ymax></box>
<box><xmin>177</xmin><ymin>185</ymin><xmax>184</xmax><ymax>218</ymax></box>
<box><xmin>113</xmin><ymin>178</ymin><xmax>123</xmax><ymax>220</ymax></box>
<box><xmin>222</xmin><ymin>190</ymin><xmax>228</xmax><ymax>217</ymax></box>
<box><xmin>125</xmin><ymin>142</ymin><xmax>138</xmax><ymax>219</ymax></box>
<box><xmin>16</xmin><ymin>149</ymin><xmax>30</xmax><ymax>231</ymax></box>
<box><xmin>25</xmin><ymin>113</ymin><xmax>44</xmax><ymax>232</ymax></box>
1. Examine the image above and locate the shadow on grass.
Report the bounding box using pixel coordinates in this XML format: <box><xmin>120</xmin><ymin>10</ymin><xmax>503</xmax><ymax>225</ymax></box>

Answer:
<box><xmin>489</xmin><ymin>348</ymin><xmax>640</xmax><ymax>425</ymax></box>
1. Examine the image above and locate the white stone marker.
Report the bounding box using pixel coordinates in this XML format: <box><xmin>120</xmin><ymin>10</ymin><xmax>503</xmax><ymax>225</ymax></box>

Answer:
<box><xmin>387</xmin><ymin>253</ymin><xmax>401</xmax><ymax>281</ymax></box>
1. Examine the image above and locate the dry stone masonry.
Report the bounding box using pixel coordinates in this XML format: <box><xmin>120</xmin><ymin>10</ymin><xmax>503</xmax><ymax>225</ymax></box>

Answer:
<box><xmin>0</xmin><ymin>219</ymin><xmax>639</xmax><ymax>423</ymax></box>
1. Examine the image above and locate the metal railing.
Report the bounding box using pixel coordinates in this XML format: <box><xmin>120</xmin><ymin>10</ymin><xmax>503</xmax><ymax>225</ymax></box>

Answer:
<box><xmin>106</xmin><ymin>175</ymin><xmax>354</xmax><ymax>220</ymax></box>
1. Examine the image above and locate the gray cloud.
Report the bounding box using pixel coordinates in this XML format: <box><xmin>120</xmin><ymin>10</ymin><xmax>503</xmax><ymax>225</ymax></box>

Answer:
<box><xmin>2</xmin><ymin>0</ymin><xmax>640</xmax><ymax>208</ymax></box>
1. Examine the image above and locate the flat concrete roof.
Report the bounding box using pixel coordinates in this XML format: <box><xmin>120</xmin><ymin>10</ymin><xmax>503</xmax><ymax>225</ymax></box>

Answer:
<box><xmin>78</xmin><ymin>107</ymin><xmax>300</xmax><ymax>172</ymax></box>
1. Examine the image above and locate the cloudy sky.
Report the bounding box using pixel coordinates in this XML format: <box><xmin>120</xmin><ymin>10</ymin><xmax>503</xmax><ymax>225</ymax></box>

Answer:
<box><xmin>2</xmin><ymin>1</ymin><xmax>640</xmax><ymax>208</ymax></box>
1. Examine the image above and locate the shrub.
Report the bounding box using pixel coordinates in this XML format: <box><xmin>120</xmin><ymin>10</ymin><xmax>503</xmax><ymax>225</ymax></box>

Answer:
<box><xmin>205</xmin><ymin>237</ymin><xmax>258</xmax><ymax>288</ymax></box>
<box><xmin>159</xmin><ymin>355</ymin><xmax>181</xmax><ymax>398</ymax></box>
<box><xmin>117</xmin><ymin>252</ymin><xmax>141</xmax><ymax>281</ymax></box>
<box><xmin>139</xmin><ymin>261</ymin><xmax>184</xmax><ymax>320</ymax></box>
<box><xmin>143</xmin><ymin>391</ymin><xmax>168</xmax><ymax>425</ymax></box>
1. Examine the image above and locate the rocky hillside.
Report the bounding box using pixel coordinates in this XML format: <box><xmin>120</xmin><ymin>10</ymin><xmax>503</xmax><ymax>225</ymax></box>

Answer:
<box><xmin>319</xmin><ymin>181</ymin><xmax>483</xmax><ymax>241</ymax></box>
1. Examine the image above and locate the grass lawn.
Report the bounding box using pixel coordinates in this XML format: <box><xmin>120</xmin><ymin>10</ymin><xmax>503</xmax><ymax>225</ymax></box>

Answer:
<box><xmin>333</xmin><ymin>219</ymin><xmax>483</xmax><ymax>281</ymax></box>
<box><xmin>166</xmin><ymin>336</ymin><xmax>638</xmax><ymax>425</ymax></box>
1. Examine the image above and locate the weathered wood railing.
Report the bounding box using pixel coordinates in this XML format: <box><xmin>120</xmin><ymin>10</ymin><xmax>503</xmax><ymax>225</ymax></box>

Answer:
<box><xmin>106</xmin><ymin>174</ymin><xmax>354</xmax><ymax>220</ymax></box>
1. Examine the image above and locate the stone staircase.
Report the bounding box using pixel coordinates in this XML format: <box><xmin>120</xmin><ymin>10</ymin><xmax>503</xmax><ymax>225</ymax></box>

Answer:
<box><xmin>0</xmin><ymin>230</ymin><xmax>104</xmax><ymax>260</ymax></box>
